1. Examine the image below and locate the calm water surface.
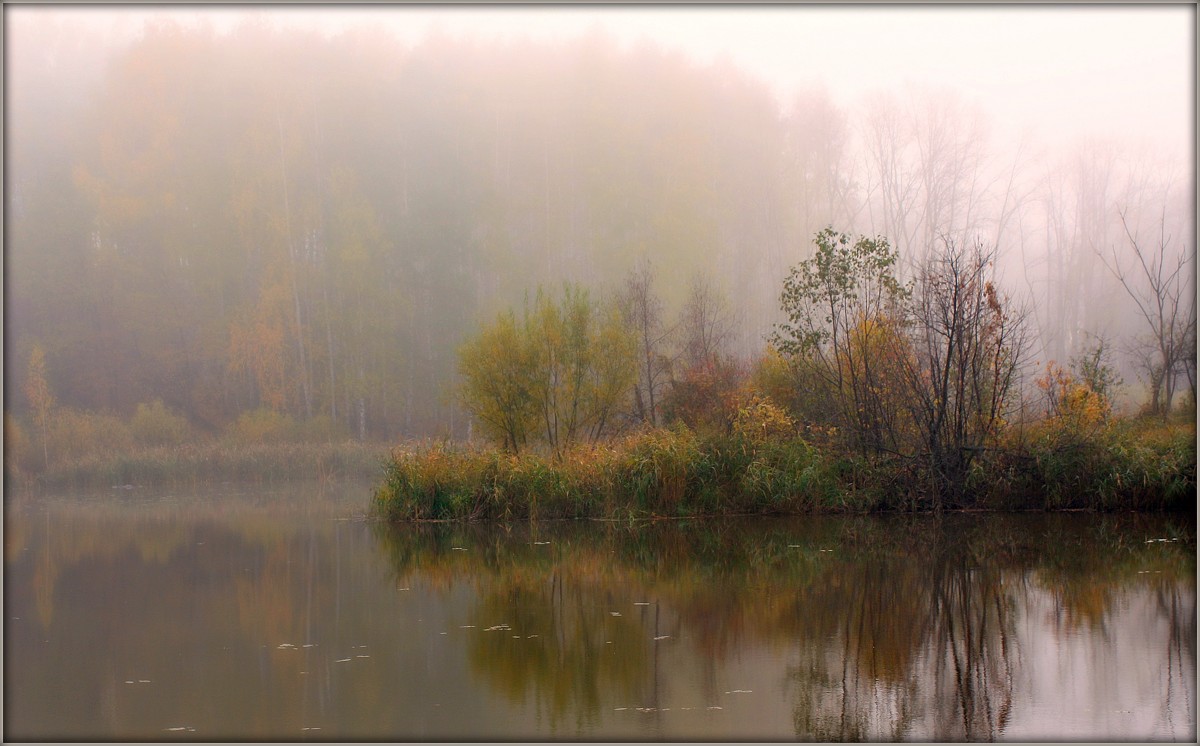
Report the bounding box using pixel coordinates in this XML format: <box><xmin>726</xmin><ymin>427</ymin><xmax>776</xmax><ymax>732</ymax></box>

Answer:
<box><xmin>4</xmin><ymin>482</ymin><xmax>1195</xmax><ymax>741</ymax></box>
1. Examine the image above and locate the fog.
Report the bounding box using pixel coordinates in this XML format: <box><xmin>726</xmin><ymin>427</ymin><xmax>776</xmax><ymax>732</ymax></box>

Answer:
<box><xmin>5</xmin><ymin>5</ymin><xmax>1195</xmax><ymax>438</ymax></box>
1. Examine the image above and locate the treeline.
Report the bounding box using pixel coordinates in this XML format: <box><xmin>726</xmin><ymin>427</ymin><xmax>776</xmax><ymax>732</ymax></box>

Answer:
<box><xmin>7</xmin><ymin>16</ymin><xmax>1194</xmax><ymax>453</ymax></box>
<box><xmin>379</xmin><ymin>228</ymin><xmax>1194</xmax><ymax>518</ymax></box>
<box><xmin>8</xmin><ymin>21</ymin><xmax>796</xmax><ymax>442</ymax></box>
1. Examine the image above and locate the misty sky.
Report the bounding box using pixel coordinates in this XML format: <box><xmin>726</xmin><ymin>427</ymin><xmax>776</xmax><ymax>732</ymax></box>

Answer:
<box><xmin>10</xmin><ymin>4</ymin><xmax>1194</xmax><ymax>158</ymax></box>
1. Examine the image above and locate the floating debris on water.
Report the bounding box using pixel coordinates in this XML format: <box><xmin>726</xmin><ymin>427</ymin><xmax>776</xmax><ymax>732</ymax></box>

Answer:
<box><xmin>356</xmin><ymin>655</ymin><xmax>370</xmax><ymax>659</ymax></box>
<box><xmin>788</xmin><ymin>544</ymin><xmax>801</xmax><ymax>548</ymax></box>
<box><xmin>532</xmin><ymin>541</ymin><xmax>551</xmax><ymax>545</ymax></box>
<box><xmin>124</xmin><ymin>680</ymin><xmax>134</xmax><ymax>684</ymax></box>
<box><xmin>633</xmin><ymin>602</ymin><xmax>651</xmax><ymax>606</ymax></box>
<box><xmin>451</xmin><ymin>547</ymin><xmax>468</xmax><ymax>551</ymax></box>
<box><xmin>707</xmin><ymin>706</ymin><xmax>723</xmax><ymax>710</ymax></box>
<box><xmin>164</xmin><ymin>727</ymin><xmax>195</xmax><ymax>732</ymax></box>
<box><xmin>725</xmin><ymin>689</ymin><xmax>752</xmax><ymax>694</ymax></box>
<box><xmin>302</xmin><ymin>644</ymin><xmax>315</xmax><ymax>648</ymax></box>
<box><xmin>138</xmin><ymin>680</ymin><xmax>151</xmax><ymax>684</ymax></box>
<box><xmin>459</xmin><ymin>625</ymin><xmax>476</xmax><ymax>629</ymax></box>
<box><xmin>439</xmin><ymin>632</ymin><xmax>448</xmax><ymax>635</ymax></box>
<box><xmin>609</xmin><ymin>611</ymin><xmax>621</xmax><ymax>616</ymax></box>
<box><xmin>654</xmin><ymin>635</ymin><xmax>671</xmax><ymax>640</ymax></box>
<box><xmin>335</xmin><ymin>658</ymin><xmax>352</xmax><ymax>663</ymax></box>
<box><xmin>301</xmin><ymin>726</ymin><xmax>321</xmax><ymax>731</ymax></box>
<box><xmin>614</xmin><ymin>707</ymin><xmax>628</xmax><ymax>711</ymax></box>
<box><xmin>277</xmin><ymin>643</ymin><xmax>295</xmax><ymax>649</ymax></box>
<box><xmin>635</xmin><ymin>707</ymin><xmax>657</xmax><ymax>713</ymax></box>
<box><xmin>397</xmin><ymin>587</ymin><xmax>411</xmax><ymax>591</ymax></box>
<box><xmin>527</xmin><ymin>634</ymin><xmax>539</xmax><ymax>638</ymax></box>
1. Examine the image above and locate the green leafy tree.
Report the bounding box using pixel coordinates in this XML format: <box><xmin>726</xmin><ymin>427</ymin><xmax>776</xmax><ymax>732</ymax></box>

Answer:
<box><xmin>771</xmin><ymin>228</ymin><xmax>908</xmax><ymax>455</ymax></box>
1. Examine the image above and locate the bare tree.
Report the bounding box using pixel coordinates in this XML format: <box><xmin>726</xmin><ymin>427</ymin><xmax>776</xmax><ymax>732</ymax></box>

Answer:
<box><xmin>679</xmin><ymin>271</ymin><xmax>736</xmax><ymax>371</ymax></box>
<box><xmin>659</xmin><ymin>272</ymin><xmax>742</xmax><ymax>432</ymax></box>
<box><xmin>782</xmin><ymin>88</ymin><xmax>860</xmax><ymax>247</ymax></box>
<box><xmin>905</xmin><ymin>239</ymin><xmax>1030</xmax><ymax>508</ymax></box>
<box><xmin>1101</xmin><ymin>207</ymin><xmax>1196</xmax><ymax>418</ymax></box>
<box><xmin>618</xmin><ymin>258</ymin><xmax>673</xmax><ymax>427</ymax></box>
<box><xmin>860</xmin><ymin>90</ymin><xmax>995</xmax><ymax>273</ymax></box>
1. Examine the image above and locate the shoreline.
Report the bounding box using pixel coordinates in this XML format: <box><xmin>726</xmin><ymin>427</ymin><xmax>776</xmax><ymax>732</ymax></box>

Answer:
<box><xmin>372</xmin><ymin>421</ymin><xmax>1196</xmax><ymax>522</ymax></box>
<box><xmin>6</xmin><ymin>440</ymin><xmax>393</xmax><ymax>492</ymax></box>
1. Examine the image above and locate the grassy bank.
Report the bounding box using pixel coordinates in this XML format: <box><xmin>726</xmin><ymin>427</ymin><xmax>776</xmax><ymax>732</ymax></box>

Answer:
<box><xmin>373</xmin><ymin>420</ymin><xmax>1196</xmax><ymax>521</ymax></box>
<box><xmin>986</xmin><ymin>418</ymin><xmax>1196</xmax><ymax>511</ymax></box>
<box><xmin>374</xmin><ymin>427</ymin><xmax>850</xmax><ymax>522</ymax></box>
<box><xmin>11</xmin><ymin>440</ymin><xmax>391</xmax><ymax>492</ymax></box>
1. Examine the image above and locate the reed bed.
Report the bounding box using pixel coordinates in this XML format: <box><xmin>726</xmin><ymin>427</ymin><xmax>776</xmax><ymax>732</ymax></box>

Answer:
<box><xmin>374</xmin><ymin>420</ymin><xmax>1195</xmax><ymax>522</ymax></box>
<box><xmin>373</xmin><ymin>427</ymin><xmax>843</xmax><ymax>522</ymax></box>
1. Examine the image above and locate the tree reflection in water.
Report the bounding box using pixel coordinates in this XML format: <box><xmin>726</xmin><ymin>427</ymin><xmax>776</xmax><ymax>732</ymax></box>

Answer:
<box><xmin>9</xmin><ymin>490</ymin><xmax>1189</xmax><ymax>740</ymax></box>
<box><xmin>375</xmin><ymin>513</ymin><xmax>1193</xmax><ymax>741</ymax></box>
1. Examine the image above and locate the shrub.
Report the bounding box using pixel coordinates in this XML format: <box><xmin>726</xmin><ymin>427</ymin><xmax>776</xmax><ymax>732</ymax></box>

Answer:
<box><xmin>47</xmin><ymin>407</ymin><xmax>133</xmax><ymax>463</ymax></box>
<box><xmin>660</xmin><ymin>356</ymin><xmax>744</xmax><ymax>435</ymax></box>
<box><xmin>226</xmin><ymin>407</ymin><xmax>299</xmax><ymax>444</ymax></box>
<box><xmin>130</xmin><ymin>399</ymin><xmax>193</xmax><ymax>447</ymax></box>
<box><xmin>4</xmin><ymin>413</ymin><xmax>32</xmax><ymax>479</ymax></box>
<box><xmin>988</xmin><ymin>419</ymin><xmax>1195</xmax><ymax>511</ymax></box>
<box><xmin>732</xmin><ymin>393</ymin><xmax>795</xmax><ymax>444</ymax></box>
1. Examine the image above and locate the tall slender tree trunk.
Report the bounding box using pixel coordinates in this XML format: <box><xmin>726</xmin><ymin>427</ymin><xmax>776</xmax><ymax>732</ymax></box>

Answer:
<box><xmin>276</xmin><ymin>109</ymin><xmax>312</xmax><ymax>419</ymax></box>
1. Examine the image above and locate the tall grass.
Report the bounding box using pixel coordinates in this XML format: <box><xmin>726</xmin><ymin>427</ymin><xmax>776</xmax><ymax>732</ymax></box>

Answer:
<box><xmin>374</xmin><ymin>419</ymin><xmax>1196</xmax><ymax>522</ymax></box>
<box><xmin>985</xmin><ymin>418</ymin><xmax>1196</xmax><ymax>512</ymax></box>
<box><xmin>373</xmin><ymin>427</ymin><xmax>841</xmax><ymax>522</ymax></box>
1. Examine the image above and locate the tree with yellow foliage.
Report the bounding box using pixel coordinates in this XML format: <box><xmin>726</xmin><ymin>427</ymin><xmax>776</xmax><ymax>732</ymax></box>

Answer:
<box><xmin>458</xmin><ymin>284</ymin><xmax>637</xmax><ymax>455</ymax></box>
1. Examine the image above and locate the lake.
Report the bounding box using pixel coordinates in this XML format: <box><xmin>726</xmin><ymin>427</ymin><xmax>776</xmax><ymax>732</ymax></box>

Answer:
<box><xmin>4</xmin><ymin>481</ymin><xmax>1194</xmax><ymax>741</ymax></box>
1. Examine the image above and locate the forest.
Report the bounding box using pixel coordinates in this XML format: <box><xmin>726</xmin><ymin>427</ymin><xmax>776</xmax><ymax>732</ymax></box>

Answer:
<box><xmin>5</xmin><ymin>17</ymin><xmax>1195</xmax><ymax>488</ymax></box>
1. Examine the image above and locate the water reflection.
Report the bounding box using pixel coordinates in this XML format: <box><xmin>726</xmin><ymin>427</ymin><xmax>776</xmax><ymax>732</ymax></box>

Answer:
<box><xmin>4</xmin><ymin>486</ymin><xmax>1194</xmax><ymax>741</ymax></box>
<box><xmin>374</xmin><ymin>513</ymin><xmax>1195</xmax><ymax>741</ymax></box>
